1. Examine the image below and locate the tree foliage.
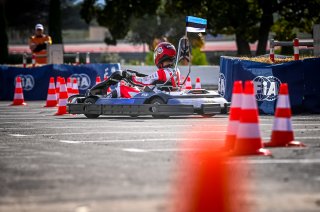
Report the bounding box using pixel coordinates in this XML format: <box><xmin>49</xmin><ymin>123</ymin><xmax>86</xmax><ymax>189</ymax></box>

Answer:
<box><xmin>81</xmin><ymin>0</ymin><xmax>320</xmax><ymax>56</ymax></box>
<box><xmin>0</xmin><ymin>0</ymin><xmax>9</xmax><ymax>64</ymax></box>
<box><xmin>5</xmin><ymin>0</ymin><xmax>49</xmax><ymax>30</ymax></box>
<box><xmin>81</xmin><ymin>0</ymin><xmax>161</xmax><ymax>45</ymax></box>
<box><xmin>49</xmin><ymin>0</ymin><xmax>63</xmax><ymax>44</ymax></box>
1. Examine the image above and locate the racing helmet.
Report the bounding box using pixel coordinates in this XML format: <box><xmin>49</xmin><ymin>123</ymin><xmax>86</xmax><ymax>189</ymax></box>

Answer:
<box><xmin>154</xmin><ymin>42</ymin><xmax>176</xmax><ymax>68</ymax></box>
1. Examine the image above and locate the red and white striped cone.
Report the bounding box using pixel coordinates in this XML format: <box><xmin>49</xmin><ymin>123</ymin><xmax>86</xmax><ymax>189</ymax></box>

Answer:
<box><xmin>32</xmin><ymin>54</ymin><xmax>36</xmax><ymax>68</ymax></box>
<box><xmin>195</xmin><ymin>77</ymin><xmax>201</xmax><ymax>89</ymax></box>
<box><xmin>293</xmin><ymin>38</ymin><xmax>299</xmax><ymax>60</ymax></box>
<box><xmin>264</xmin><ymin>83</ymin><xmax>305</xmax><ymax>147</ymax></box>
<box><xmin>72</xmin><ymin>78</ymin><xmax>79</xmax><ymax>95</ymax></box>
<box><xmin>55</xmin><ymin>76</ymin><xmax>61</xmax><ymax>100</ymax></box>
<box><xmin>44</xmin><ymin>77</ymin><xmax>58</xmax><ymax>107</ymax></box>
<box><xmin>231</xmin><ymin>81</ymin><xmax>271</xmax><ymax>156</ymax></box>
<box><xmin>224</xmin><ymin>81</ymin><xmax>242</xmax><ymax>151</ymax></box>
<box><xmin>269</xmin><ymin>46</ymin><xmax>275</xmax><ymax>63</ymax></box>
<box><xmin>179</xmin><ymin>76</ymin><xmax>185</xmax><ymax>89</ymax></box>
<box><xmin>23</xmin><ymin>53</ymin><xmax>27</xmax><ymax>68</ymax></box>
<box><xmin>104</xmin><ymin>75</ymin><xmax>111</xmax><ymax>92</ymax></box>
<box><xmin>185</xmin><ymin>76</ymin><xmax>192</xmax><ymax>90</ymax></box>
<box><xmin>11</xmin><ymin>76</ymin><xmax>27</xmax><ymax>106</ymax></box>
<box><xmin>96</xmin><ymin>76</ymin><xmax>101</xmax><ymax>85</ymax></box>
<box><xmin>75</xmin><ymin>52</ymin><xmax>80</xmax><ymax>65</ymax></box>
<box><xmin>66</xmin><ymin>77</ymin><xmax>73</xmax><ymax>97</ymax></box>
<box><xmin>55</xmin><ymin>78</ymin><xmax>68</xmax><ymax>115</ymax></box>
<box><xmin>86</xmin><ymin>52</ymin><xmax>90</xmax><ymax>64</ymax></box>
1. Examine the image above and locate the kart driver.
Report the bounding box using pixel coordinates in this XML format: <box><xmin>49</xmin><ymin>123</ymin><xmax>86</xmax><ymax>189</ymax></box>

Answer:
<box><xmin>114</xmin><ymin>42</ymin><xmax>181</xmax><ymax>98</ymax></box>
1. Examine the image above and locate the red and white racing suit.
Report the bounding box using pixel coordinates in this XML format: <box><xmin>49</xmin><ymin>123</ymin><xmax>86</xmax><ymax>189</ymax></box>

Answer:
<box><xmin>117</xmin><ymin>67</ymin><xmax>181</xmax><ymax>98</ymax></box>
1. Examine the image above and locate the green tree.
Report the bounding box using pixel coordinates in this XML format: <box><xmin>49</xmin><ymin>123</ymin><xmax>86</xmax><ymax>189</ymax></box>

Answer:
<box><xmin>80</xmin><ymin>0</ymin><xmax>97</xmax><ymax>25</ymax></box>
<box><xmin>166</xmin><ymin>0</ymin><xmax>320</xmax><ymax>56</ymax></box>
<box><xmin>272</xmin><ymin>0</ymin><xmax>320</xmax><ymax>54</ymax></box>
<box><xmin>165</xmin><ymin>0</ymin><xmax>260</xmax><ymax>56</ymax></box>
<box><xmin>80</xmin><ymin>0</ymin><xmax>320</xmax><ymax>56</ymax></box>
<box><xmin>49</xmin><ymin>0</ymin><xmax>63</xmax><ymax>44</ymax></box>
<box><xmin>80</xmin><ymin>0</ymin><xmax>161</xmax><ymax>45</ymax></box>
<box><xmin>5</xmin><ymin>0</ymin><xmax>49</xmax><ymax>30</ymax></box>
<box><xmin>0</xmin><ymin>0</ymin><xmax>8</xmax><ymax>64</ymax></box>
<box><xmin>192</xmin><ymin>47</ymin><xmax>208</xmax><ymax>65</ymax></box>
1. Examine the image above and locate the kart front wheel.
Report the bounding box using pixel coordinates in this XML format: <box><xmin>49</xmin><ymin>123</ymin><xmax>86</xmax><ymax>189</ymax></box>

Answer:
<box><xmin>149</xmin><ymin>98</ymin><xmax>169</xmax><ymax>119</ymax></box>
<box><xmin>84</xmin><ymin>97</ymin><xmax>100</xmax><ymax>119</ymax></box>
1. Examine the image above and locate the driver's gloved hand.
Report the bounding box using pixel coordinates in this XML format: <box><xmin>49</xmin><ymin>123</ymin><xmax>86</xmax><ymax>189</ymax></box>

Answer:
<box><xmin>122</xmin><ymin>70</ymin><xmax>134</xmax><ymax>79</ymax></box>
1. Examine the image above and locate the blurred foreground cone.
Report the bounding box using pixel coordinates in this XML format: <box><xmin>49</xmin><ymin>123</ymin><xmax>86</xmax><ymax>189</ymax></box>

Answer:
<box><xmin>104</xmin><ymin>75</ymin><xmax>111</xmax><ymax>92</ymax></box>
<box><xmin>171</xmin><ymin>142</ymin><xmax>250</xmax><ymax>212</ymax></box>
<box><xmin>96</xmin><ymin>76</ymin><xmax>101</xmax><ymax>85</ymax></box>
<box><xmin>72</xmin><ymin>78</ymin><xmax>79</xmax><ymax>95</ymax></box>
<box><xmin>185</xmin><ymin>76</ymin><xmax>192</xmax><ymax>89</ymax></box>
<box><xmin>224</xmin><ymin>81</ymin><xmax>242</xmax><ymax>151</ymax></box>
<box><xmin>232</xmin><ymin>81</ymin><xmax>271</xmax><ymax>156</ymax></box>
<box><xmin>11</xmin><ymin>76</ymin><xmax>27</xmax><ymax>106</ymax></box>
<box><xmin>195</xmin><ymin>77</ymin><xmax>201</xmax><ymax>89</ymax></box>
<box><xmin>67</xmin><ymin>77</ymin><xmax>73</xmax><ymax>97</ymax></box>
<box><xmin>55</xmin><ymin>78</ymin><xmax>68</xmax><ymax>115</ymax></box>
<box><xmin>264</xmin><ymin>83</ymin><xmax>305</xmax><ymax>147</ymax></box>
<box><xmin>44</xmin><ymin>77</ymin><xmax>58</xmax><ymax>107</ymax></box>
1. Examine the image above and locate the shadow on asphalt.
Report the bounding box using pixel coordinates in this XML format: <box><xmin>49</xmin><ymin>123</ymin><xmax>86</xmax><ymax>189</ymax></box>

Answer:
<box><xmin>56</xmin><ymin>115</ymin><xmax>228</xmax><ymax>120</ymax></box>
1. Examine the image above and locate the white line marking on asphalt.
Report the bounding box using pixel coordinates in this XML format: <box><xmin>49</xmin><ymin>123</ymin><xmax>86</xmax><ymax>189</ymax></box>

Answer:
<box><xmin>121</xmin><ymin>148</ymin><xmax>320</xmax><ymax>165</ymax></box>
<box><xmin>8</xmin><ymin>134</ymin><xmax>30</xmax><ymax>137</ymax></box>
<box><xmin>58</xmin><ymin>138</ymin><xmax>225</xmax><ymax>144</ymax></box>
<box><xmin>59</xmin><ymin>140</ymin><xmax>82</xmax><ymax>144</ymax></box>
<box><xmin>123</xmin><ymin>148</ymin><xmax>197</xmax><ymax>152</ymax></box>
<box><xmin>0</xmin><ymin>124</ymin><xmax>198</xmax><ymax>130</ymax></box>
<box><xmin>244</xmin><ymin>159</ymin><xmax>320</xmax><ymax>164</ymax></box>
<box><xmin>7</xmin><ymin>130</ymin><xmax>227</xmax><ymax>137</ymax></box>
<box><xmin>2</xmin><ymin>126</ymin><xmax>320</xmax><ymax>131</ymax></box>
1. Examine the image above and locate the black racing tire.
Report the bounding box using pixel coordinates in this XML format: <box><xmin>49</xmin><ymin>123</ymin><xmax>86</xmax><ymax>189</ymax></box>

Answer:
<box><xmin>149</xmin><ymin>97</ymin><xmax>169</xmax><ymax>119</ymax></box>
<box><xmin>84</xmin><ymin>97</ymin><xmax>100</xmax><ymax>119</ymax></box>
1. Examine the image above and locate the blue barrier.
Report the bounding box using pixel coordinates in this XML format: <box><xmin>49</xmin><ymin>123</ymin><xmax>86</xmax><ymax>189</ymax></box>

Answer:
<box><xmin>0</xmin><ymin>64</ymin><xmax>121</xmax><ymax>100</ymax></box>
<box><xmin>218</xmin><ymin>57</ymin><xmax>320</xmax><ymax>114</ymax></box>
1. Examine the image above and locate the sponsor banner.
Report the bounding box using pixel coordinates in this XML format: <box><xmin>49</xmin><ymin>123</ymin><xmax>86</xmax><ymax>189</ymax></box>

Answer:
<box><xmin>0</xmin><ymin>63</ymin><xmax>121</xmax><ymax>100</ymax></box>
<box><xmin>219</xmin><ymin>57</ymin><xmax>320</xmax><ymax>114</ymax></box>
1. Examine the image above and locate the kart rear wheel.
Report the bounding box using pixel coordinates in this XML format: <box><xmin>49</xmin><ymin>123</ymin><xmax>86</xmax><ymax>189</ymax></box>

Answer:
<box><xmin>149</xmin><ymin>98</ymin><xmax>169</xmax><ymax>119</ymax></box>
<box><xmin>84</xmin><ymin>97</ymin><xmax>100</xmax><ymax>119</ymax></box>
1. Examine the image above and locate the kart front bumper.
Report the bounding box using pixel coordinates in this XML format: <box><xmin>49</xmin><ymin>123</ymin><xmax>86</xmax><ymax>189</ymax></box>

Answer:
<box><xmin>67</xmin><ymin>103</ymin><xmax>228</xmax><ymax>116</ymax></box>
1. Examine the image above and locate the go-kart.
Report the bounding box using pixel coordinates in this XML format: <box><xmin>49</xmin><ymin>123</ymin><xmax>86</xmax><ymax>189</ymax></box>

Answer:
<box><xmin>67</xmin><ymin>36</ymin><xmax>230</xmax><ymax>118</ymax></box>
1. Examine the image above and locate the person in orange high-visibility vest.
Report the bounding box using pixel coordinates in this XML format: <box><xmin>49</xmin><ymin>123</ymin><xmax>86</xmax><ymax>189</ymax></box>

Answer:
<box><xmin>29</xmin><ymin>24</ymin><xmax>52</xmax><ymax>64</ymax></box>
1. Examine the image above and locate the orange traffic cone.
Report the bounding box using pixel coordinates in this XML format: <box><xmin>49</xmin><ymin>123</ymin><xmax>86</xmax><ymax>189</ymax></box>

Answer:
<box><xmin>72</xmin><ymin>78</ymin><xmax>79</xmax><ymax>95</ymax></box>
<box><xmin>264</xmin><ymin>83</ymin><xmax>305</xmax><ymax>147</ymax></box>
<box><xmin>55</xmin><ymin>76</ymin><xmax>61</xmax><ymax>100</ymax></box>
<box><xmin>67</xmin><ymin>77</ymin><xmax>73</xmax><ymax>97</ymax></box>
<box><xmin>44</xmin><ymin>77</ymin><xmax>58</xmax><ymax>107</ymax></box>
<box><xmin>195</xmin><ymin>77</ymin><xmax>201</xmax><ymax>89</ymax></box>
<box><xmin>104</xmin><ymin>75</ymin><xmax>111</xmax><ymax>92</ymax></box>
<box><xmin>11</xmin><ymin>76</ymin><xmax>27</xmax><ymax>106</ymax></box>
<box><xmin>96</xmin><ymin>76</ymin><xmax>101</xmax><ymax>85</ymax></box>
<box><xmin>171</xmin><ymin>141</ymin><xmax>250</xmax><ymax>212</ymax></box>
<box><xmin>55</xmin><ymin>78</ymin><xmax>68</xmax><ymax>115</ymax></box>
<box><xmin>224</xmin><ymin>81</ymin><xmax>242</xmax><ymax>151</ymax></box>
<box><xmin>231</xmin><ymin>81</ymin><xmax>271</xmax><ymax>156</ymax></box>
<box><xmin>185</xmin><ymin>76</ymin><xmax>192</xmax><ymax>89</ymax></box>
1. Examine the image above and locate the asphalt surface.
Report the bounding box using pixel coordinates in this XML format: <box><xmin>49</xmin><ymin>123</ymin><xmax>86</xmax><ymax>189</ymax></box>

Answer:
<box><xmin>0</xmin><ymin>101</ymin><xmax>320</xmax><ymax>212</ymax></box>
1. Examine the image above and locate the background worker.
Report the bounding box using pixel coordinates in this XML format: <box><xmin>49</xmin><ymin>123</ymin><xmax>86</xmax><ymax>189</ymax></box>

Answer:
<box><xmin>29</xmin><ymin>24</ymin><xmax>52</xmax><ymax>64</ymax></box>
